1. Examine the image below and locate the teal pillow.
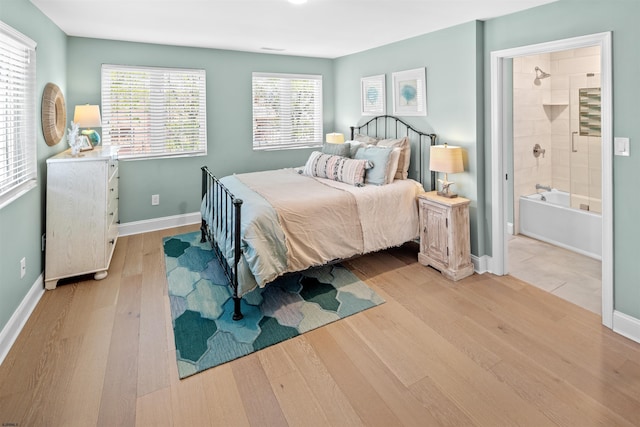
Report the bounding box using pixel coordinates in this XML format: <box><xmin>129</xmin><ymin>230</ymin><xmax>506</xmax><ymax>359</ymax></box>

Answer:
<box><xmin>322</xmin><ymin>142</ymin><xmax>351</xmax><ymax>157</ymax></box>
<box><xmin>354</xmin><ymin>146</ymin><xmax>393</xmax><ymax>185</ymax></box>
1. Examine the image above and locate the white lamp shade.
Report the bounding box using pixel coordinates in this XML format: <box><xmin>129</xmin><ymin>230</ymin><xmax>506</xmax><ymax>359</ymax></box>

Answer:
<box><xmin>429</xmin><ymin>145</ymin><xmax>464</xmax><ymax>173</ymax></box>
<box><xmin>73</xmin><ymin>105</ymin><xmax>102</xmax><ymax>128</ymax></box>
<box><xmin>325</xmin><ymin>132</ymin><xmax>345</xmax><ymax>144</ymax></box>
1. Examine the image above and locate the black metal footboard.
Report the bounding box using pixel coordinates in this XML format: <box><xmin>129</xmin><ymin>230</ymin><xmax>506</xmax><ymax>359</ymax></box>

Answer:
<box><xmin>201</xmin><ymin>166</ymin><xmax>244</xmax><ymax>320</ymax></box>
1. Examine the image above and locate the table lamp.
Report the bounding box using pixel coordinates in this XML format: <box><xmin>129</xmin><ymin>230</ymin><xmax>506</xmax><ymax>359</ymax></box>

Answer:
<box><xmin>326</xmin><ymin>132</ymin><xmax>345</xmax><ymax>144</ymax></box>
<box><xmin>74</xmin><ymin>104</ymin><xmax>102</xmax><ymax>145</ymax></box>
<box><xmin>429</xmin><ymin>144</ymin><xmax>464</xmax><ymax>198</ymax></box>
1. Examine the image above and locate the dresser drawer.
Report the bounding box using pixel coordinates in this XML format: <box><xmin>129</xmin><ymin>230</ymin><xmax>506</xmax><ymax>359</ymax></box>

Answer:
<box><xmin>108</xmin><ymin>157</ymin><xmax>119</xmax><ymax>179</ymax></box>
<box><xmin>108</xmin><ymin>178</ymin><xmax>119</xmax><ymax>211</ymax></box>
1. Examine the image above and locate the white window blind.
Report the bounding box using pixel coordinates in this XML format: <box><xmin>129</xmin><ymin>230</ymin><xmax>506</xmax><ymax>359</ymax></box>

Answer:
<box><xmin>101</xmin><ymin>64</ymin><xmax>207</xmax><ymax>159</ymax></box>
<box><xmin>0</xmin><ymin>21</ymin><xmax>37</xmax><ymax>210</ymax></box>
<box><xmin>252</xmin><ymin>72</ymin><xmax>322</xmax><ymax>150</ymax></box>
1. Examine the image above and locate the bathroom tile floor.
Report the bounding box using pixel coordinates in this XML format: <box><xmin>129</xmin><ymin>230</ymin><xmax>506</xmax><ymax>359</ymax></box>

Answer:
<box><xmin>508</xmin><ymin>234</ymin><xmax>602</xmax><ymax>315</ymax></box>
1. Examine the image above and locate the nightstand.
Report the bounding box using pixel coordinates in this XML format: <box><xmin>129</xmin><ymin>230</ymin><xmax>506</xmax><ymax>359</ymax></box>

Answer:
<box><xmin>417</xmin><ymin>191</ymin><xmax>473</xmax><ymax>281</ymax></box>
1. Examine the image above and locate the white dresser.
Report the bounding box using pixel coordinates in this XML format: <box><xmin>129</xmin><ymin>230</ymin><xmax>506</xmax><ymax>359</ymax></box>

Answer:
<box><xmin>45</xmin><ymin>147</ymin><xmax>119</xmax><ymax>289</ymax></box>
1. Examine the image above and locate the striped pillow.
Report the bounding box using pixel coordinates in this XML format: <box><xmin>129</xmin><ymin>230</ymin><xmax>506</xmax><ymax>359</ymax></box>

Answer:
<box><xmin>303</xmin><ymin>151</ymin><xmax>371</xmax><ymax>186</ymax></box>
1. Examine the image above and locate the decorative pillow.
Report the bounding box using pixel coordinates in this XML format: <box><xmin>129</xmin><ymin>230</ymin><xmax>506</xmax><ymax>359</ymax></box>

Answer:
<box><xmin>322</xmin><ymin>142</ymin><xmax>351</xmax><ymax>157</ymax></box>
<box><xmin>302</xmin><ymin>151</ymin><xmax>371</xmax><ymax>186</ymax></box>
<box><xmin>385</xmin><ymin>147</ymin><xmax>402</xmax><ymax>184</ymax></box>
<box><xmin>354</xmin><ymin>146</ymin><xmax>393</xmax><ymax>186</ymax></box>
<box><xmin>354</xmin><ymin>133</ymin><xmax>379</xmax><ymax>145</ymax></box>
<box><xmin>346</xmin><ymin>141</ymin><xmax>364</xmax><ymax>158</ymax></box>
<box><xmin>376</xmin><ymin>137</ymin><xmax>410</xmax><ymax>179</ymax></box>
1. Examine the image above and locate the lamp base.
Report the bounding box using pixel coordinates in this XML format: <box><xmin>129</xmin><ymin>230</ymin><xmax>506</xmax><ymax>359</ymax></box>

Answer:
<box><xmin>81</xmin><ymin>129</ymin><xmax>101</xmax><ymax>146</ymax></box>
<box><xmin>437</xmin><ymin>190</ymin><xmax>458</xmax><ymax>198</ymax></box>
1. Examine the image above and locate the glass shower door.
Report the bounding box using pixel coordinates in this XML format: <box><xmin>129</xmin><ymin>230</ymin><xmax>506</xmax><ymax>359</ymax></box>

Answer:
<box><xmin>569</xmin><ymin>73</ymin><xmax>601</xmax><ymax>213</ymax></box>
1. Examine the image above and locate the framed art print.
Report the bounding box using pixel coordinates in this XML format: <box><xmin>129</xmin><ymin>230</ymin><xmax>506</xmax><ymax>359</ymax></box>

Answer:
<box><xmin>392</xmin><ymin>68</ymin><xmax>427</xmax><ymax>116</ymax></box>
<box><xmin>361</xmin><ymin>74</ymin><xmax>385</xmax><ymax>116</ymax></box>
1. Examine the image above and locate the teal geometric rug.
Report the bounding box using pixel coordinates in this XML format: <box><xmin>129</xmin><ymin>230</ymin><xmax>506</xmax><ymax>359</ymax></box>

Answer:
<box><xmin>163</xmin><ymin>231</ymin><xmax>384</xmax><ymax>379</ymax></box>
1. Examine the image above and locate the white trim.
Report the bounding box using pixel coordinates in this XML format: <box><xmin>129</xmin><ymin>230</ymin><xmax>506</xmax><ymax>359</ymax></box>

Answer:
<box><xmin>0</xmin><ymin>274</ymin><xmax>44</xmax><ymax>366</ymax></box>
<box><xmin>118</xmin><ymin>212</ymin><xmax>201</xmax><ymax>236</ymax></box>
<box><xmin>490</xmin><ymin>32</ymin><xmax>614</xmax><ymax>328</ymax></box>
<box><xmin>613</xmin><ymin>311</ymin><xmax>640</xmax><ymax>344</ymax></box>
<box><xmin>471</xmin><ymin>254</ymin><xmax>491</xmax><ymax>275</ymax></box>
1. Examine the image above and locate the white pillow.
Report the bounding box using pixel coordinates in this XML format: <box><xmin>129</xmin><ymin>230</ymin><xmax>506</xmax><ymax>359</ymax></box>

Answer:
<box><xmin>376</xmin><ymin>137</ymin><xmax>410</xmax><ymax>179</ymax></box>
<box><xmin>385</xmin><ymin>147</ymin><xmax>402</xmax><ymax>184</ymax></box>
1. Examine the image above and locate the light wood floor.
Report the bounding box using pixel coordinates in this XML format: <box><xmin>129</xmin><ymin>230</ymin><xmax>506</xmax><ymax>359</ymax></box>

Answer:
<box><xmin>1</xmin><ymin>224</ymin><xmax>639</xmax><ymax>426</ymax></box>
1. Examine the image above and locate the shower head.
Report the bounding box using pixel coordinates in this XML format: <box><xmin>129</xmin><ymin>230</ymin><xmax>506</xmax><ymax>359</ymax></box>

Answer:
<box><xmin>535</xmin><ymin>66</ymin><xmax>551</xmax><ymax>79</ymax></box>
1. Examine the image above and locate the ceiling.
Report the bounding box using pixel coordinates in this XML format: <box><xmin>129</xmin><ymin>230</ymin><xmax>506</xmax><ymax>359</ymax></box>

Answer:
<box><xmin>30</xmin><ymin>0</ymin><xmax>558</xmax><ymax>58</ymax></box>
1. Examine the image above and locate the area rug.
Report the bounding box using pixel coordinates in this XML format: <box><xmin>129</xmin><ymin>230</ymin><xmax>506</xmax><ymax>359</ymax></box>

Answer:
<box><xmin>163</xmin><ymin>231</ymin><xmax>384</xmax><ymax>379</ymax></box>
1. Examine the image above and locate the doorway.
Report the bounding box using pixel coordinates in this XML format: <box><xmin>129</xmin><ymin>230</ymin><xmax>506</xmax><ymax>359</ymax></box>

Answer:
<box><xmin>509</xmin><ymin>48</ymin><xmax>602</xmax><ymax>314</ymax></box>
<box><xmin>490</xmin><ymin>32</ymin><xmax>613</xmax><ymax>328</ymax></box>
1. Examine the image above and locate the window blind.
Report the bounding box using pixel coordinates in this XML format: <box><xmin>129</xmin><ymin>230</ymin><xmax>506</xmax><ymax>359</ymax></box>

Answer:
<box><xmin>0</xmin><ymin>21</ymin><xmax>37</xmax><ymax>210</ymax></box>
<box><xmin>101</xmin><ymin>64</ymin><xmax>207</xmax><ymax>159</ymax></box>
<box><xmin>252</xmin><ymin>72</ymin><xmax>322</xmax><ymax>150</ymax></box>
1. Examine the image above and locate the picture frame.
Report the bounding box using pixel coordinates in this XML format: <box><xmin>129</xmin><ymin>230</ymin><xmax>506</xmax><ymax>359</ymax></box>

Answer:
<box><xmin>392</xmin><ymin>67</ymin><xmax>427</xmax><ymax>116</ymax></box>
<box><xmin>360</xmin><ymin>74</ymin><xmax>386</xmax><ymax>116</ymax></box>
<box><xmin>79</xmin><ymin>135</ymin><xmax>93</xmax><ymax>151</ymax></box>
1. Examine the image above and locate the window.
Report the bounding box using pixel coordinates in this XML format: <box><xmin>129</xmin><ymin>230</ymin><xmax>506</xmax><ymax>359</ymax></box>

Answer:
<box><xmin>101</xmin><ymin>64</ymin><xmax>207</xmax><ymax>159</ymax></box>
<box><xmin>0</xmin><ymin>21</ymin><xmax>37</xmax><ymax>210</ymax></box>
<box><xmin>252</xmin><ymin>72</ymin><xmax>322</xmax><ymax>150</ymax></box>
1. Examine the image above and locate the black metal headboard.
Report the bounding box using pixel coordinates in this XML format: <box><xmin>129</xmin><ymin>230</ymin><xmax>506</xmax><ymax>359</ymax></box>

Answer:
<box><xmin>350</xmin><ymin>115</ymin><xmax>437</xmax><ymax>190</ymax></box>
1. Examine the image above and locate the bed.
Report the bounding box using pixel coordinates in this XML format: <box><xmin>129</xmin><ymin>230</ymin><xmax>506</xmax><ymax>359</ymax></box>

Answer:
<box><xmin>200</xmin><ymin>115</ymin><xmax>436</xmax><ymax>320</ymax></box>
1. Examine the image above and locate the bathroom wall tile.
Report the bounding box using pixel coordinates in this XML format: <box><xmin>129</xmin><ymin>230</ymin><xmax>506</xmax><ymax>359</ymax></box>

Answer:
<box><xmin>586</xmin><ymin>73</ymin><xmax>601</xmax><ymax>88</ymax></box>
<box><xmin>553</xmin><ymin>177</ymin><xmax>570</xmax><ymax>193</ymax></box>
<box><xmin>551</xmin><ymin>118</ymin><xmax>570</xmax><ymax>135</ymax></box>
<box><xmin>550</xmin><ymin>89</ymin><xmax>569</xmax><ymax>104</ymax></box>
<box><xmin>590</xmin><ymin>200</ymin><xmax>602</xmax><ymax>214</ymax></box>
<box><xmin>513</xmin><ymin>119</ymin><xmax>534</xmax><ymax>138</ymax></box>
<box><xmin>550</xmin><ymin>74</ymin><xmax>569</xmax><ymax>91</ymax></box>
<box><xmin>533</xmin><ymin>119</ymin><xmax>552</xmax><ymax>136</ymax></box>
<box><xmin>552</xmin><ymin>146</ymin><xmax>570</xmax><ymax>167</ymax></box>
<box><xmin>571</xmin><ymin>147</ymin><xmax>589</xmax><ymax>167</ymax></box>
<box><xmin>551</xmin><ymin>48</ymin><xmax>576</xmax><ymax>61</ymax></box>
<box><xmin>558</xmin><ymin>56</ymin><xmax>600</xmax><ymax>75</ymax></box>
<box><xmin>573</xmin><ymin>46</ymin><xmax>601</xmax><ymax>59</ymax></box>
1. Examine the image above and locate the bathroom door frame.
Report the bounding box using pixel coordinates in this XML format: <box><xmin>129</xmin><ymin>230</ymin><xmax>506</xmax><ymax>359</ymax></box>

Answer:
<box><xmin>489</xmin><ymin>32</ymin><xmax>613</xmax><ymax>328</ymax></box>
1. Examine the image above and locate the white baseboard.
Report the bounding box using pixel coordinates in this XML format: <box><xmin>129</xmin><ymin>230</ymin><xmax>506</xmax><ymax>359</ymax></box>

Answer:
<box><xmin>613</xmin><ymin>310</ymin><xmax>640</xmax><ymax>344</ymax></box>
<box><xmin>118</xmin><ymin>212</ymin><xmax>201</xmax><ymax>236</ymax></box>
<box><xmin>0</xmin><ymin>274</ymin><xmax>44</xmax><ymax>366</ymax></box>
<box><xmin>472</xmin><ymin>254</ymin><xmax>491</xmax><ymax>274</ymax></box>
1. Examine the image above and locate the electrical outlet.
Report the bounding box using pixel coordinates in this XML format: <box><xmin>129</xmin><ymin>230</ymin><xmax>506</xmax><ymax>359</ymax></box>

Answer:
<box><xmin>152</xmin><ymin>194</ymin><xmax>160</xmax><ymax>205</ymax></box>
<box><xmin>20</xmin><ymin>257</ymin><xmax>26</xmax><ymax>278</ymax></box>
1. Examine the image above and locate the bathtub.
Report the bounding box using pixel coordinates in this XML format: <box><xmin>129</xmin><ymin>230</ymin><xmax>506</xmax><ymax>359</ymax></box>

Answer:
<box><xmin>519</xmin><ymin>189</ymin><xmax>602</xmax><ymax>260</ymax></box>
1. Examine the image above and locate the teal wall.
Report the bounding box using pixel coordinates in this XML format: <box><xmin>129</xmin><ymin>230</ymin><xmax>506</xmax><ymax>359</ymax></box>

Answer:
<box><xmin>334</xmin><ymin>21</ymin><xmax>485</xmax><ymax>256</ymax></box>
<box><xmin>0</xmin><ymin>0</ymin><xmax>67</xmax><ymax>332</ymax></box>
<box><xmin>67</xmin><ymin>38</ymin><xmax>334</xmax><ymax>223</ymax></box>
<box><xmin>484</xmin><ymin>0</ymin><xmax>640</xmax><ymax>318</ymax></box>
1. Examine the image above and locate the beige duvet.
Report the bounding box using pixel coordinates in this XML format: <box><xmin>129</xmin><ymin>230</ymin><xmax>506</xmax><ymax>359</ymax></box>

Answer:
<box><xmin>222</xmin><ymin>168</ymin><xmax>422</xmax><ymax>295</ymax></box>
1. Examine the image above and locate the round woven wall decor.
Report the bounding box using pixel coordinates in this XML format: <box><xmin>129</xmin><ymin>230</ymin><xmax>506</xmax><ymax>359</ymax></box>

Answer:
<box><xmin>41</xmin><ymin>82</ymin><xmax>67</xmax><ymax>146</ymax></box>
